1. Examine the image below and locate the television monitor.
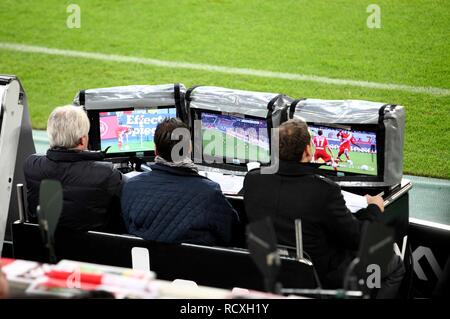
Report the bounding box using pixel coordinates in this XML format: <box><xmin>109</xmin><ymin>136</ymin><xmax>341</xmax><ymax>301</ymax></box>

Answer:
<box><xmin>308</xmin><ymin>122</ymin><xmax>381</xmax><ymax>181</ymax></box>
<box><xmin>87</xmin><ymin>106</ymin><xmax>176</xmax><ymax>159</ymax></box>
<box><xmin>193</xmin><ymin>110</ymin><xmax>271</xmax><ymax>167</ymax></box>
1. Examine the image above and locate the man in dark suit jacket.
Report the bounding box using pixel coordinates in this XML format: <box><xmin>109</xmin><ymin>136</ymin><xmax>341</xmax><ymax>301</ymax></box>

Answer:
<box><xmin>244</xmin><ymin>119</ymin><xmax>404</xmax><ymax>294</ymax></box>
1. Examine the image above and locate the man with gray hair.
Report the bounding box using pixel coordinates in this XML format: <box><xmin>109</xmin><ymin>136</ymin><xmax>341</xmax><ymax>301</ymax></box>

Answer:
<box><xmin>24</xmin><ymin>105</ymin><xmax>125</xmax><ymax>233</ymax></box>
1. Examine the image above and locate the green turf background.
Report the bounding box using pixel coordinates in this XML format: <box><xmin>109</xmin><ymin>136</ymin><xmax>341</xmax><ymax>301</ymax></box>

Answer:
<box><xmin>0</xmin><ymin>0</ymin><xmax>448</xmax><ymax>178</ymax></box>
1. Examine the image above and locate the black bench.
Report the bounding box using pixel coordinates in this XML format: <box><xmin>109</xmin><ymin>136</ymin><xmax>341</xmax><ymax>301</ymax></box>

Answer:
<box><xmin>11</xmin><ymin>221</ymin><xmax>318</xmax><ymax>291</ymax></box>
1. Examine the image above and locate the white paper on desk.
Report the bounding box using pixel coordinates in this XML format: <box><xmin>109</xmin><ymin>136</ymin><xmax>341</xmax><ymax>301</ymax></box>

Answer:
<box><xmin>341</xmin><ymin>190</ymin><xmax>368</xmax><ymax>213</ymax></box>
<box><xmin>199</xmin><ymin>171</ymin><xmax>244</xmax><ymax>195</ymax></box>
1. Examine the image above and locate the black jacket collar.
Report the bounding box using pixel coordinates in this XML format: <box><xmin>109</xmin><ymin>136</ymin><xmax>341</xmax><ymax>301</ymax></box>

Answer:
<box><xmin>46</xmin><ymin>148</ymin><xmax>105</xmax><ymax>162</ymax></box>
<box><xmin>277</xmin><ymin>160</ymin><xmax>324</xmax><ymax>176</ymax></box>
<box><xmin>150</xmin><ymin>163</ymin><xmax>202</xmax><ymax>177</ymax></box>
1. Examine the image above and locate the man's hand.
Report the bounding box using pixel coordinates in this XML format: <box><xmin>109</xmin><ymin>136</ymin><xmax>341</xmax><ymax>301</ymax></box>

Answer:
<box><xmin>365</xmin><ymin>194</ymin><xmax>385</xmax><ymax>213</ymax></box>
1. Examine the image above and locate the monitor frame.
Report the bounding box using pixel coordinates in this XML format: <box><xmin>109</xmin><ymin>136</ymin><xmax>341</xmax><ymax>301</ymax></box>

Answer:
<box><xmin>190</xmin><ymin>108</ymin><xmax>273</xmax><ymax>169</ymax></box>
<box><xmin>87</xmin><ymin>105</ymin><xmax>178</xmax><ymax>161</ymax></box>
<box><xmin>307</xmin><ymin>122</ymin><xmax>384</xmax><ymax>183</ymax></box>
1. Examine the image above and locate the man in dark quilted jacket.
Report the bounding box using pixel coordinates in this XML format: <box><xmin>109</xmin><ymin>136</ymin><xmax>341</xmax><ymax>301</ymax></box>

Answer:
<box><xmin>121</xmin><ymin>118</ymin><xmax>240</xmax><ymax>247</ymax></box>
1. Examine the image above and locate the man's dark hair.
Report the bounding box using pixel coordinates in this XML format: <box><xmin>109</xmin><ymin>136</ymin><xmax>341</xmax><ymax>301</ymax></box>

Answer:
<box><xmin>318</xmin><ymin>130</ymin><xmax>323</xmax><ymax>136</ymax></box>
<box><xmin>154</xmin><ymin>118</ymin><xmax>189</xmax><ymax>162</ymax></box>
<box><xmin>278</xmin><ymin>119</ymin><xmax>311</xmax><ymax>161</ymax></box>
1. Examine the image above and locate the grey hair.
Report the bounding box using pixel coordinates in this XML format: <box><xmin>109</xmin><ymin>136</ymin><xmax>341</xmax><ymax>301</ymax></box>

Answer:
<box><xmin>47</xmin><ymin>105</ymin><xmax>90</xmax><ymax>149</ymax></box>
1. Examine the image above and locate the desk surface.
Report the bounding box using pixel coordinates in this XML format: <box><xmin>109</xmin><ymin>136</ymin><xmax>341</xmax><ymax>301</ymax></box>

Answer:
<box><xmin>125</xmin><ymin>162</ymin><xmax>412</xmax><ymax>204</ymax></box>
<box><xmin>2</xmin><ymin>258</ymin><xmax>288</xmax><ymax>299</ymax></box>
<box><xmin>224</xmin><ymin>177</ymin><xmax>412</xmax><ymax>207</ymax></box>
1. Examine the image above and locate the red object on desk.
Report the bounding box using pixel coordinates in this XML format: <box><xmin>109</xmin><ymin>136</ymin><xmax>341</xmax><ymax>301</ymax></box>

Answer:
<box><xmin>42</xmin><ymin>278</ymin><xmax>99</xmax><ymax>290</ymax></box>
<box><xmin>46</xmin><ymin>270</ymin><xmax>103</xmax><ymax>285</ymax></box>
<box><xmin>0</xmin><ymin>258</ymin><xmax>16</xmax><ymax>267</ymax></box>
<box><xmin>45</xmin><ymin>269</ymin><xmax>150</xmax><ymax>291</ymax></box>
<box><xmin>43</xmin><ymin>270</ymin><xmax>103</xmax><ymax>291</ymax></box>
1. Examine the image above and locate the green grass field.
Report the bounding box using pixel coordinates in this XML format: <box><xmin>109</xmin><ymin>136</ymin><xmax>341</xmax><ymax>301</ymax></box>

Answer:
<box><xmin>203</xmin><ymin>129</ymin><xmax>270</xmax><ymax>163</ymax></box>
<box><xmin>318</xmin><ymin>151</ymin><xmax>378</xmax><ymax>176</ymax></box>
<box><xmin>102</xmin><ymin>140</ymin><xmax>155</xmax><ymax>154</ymax></box>
<box><xmin>0</xmin><ymin>0</ymin><xmax>449</xmax><ymax>178</ymax></box>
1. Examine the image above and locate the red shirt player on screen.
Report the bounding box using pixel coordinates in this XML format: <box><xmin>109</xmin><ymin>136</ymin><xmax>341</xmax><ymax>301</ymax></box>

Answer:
<box><xmin>313</xmin><ymin>130</ymin><xmax>334</xmax><ymax>164</ymax></box>
<box><xmin>116</xmin><ymin>124</ymin><xmax>130</xmax><ymax>151</ymax></box>
<box><xmin>336</xmin><ymin>130</ymin><xmax>361</xmax><ymax>165</ymax></box>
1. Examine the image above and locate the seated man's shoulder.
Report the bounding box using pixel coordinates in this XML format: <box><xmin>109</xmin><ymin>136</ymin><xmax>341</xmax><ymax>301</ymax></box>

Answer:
<box><xmin>310</xmin><ymin>173</ymin><xmax>338</xmax><ymax>189</ymax></box>
<box><xmin>174</xmin><ymin>174</ymin><xmax>223</xmax><ymax>196</ymax></box>
<box><xmin>82</xmin><ymin>160</ymin><xmax>115</xmax><ymax>175</ymax></box>
<box><xmin>83</xmin><ymin>160</ymin><xmax>121</xmax><ymax>183</ymax></box>
<box><xmin>195</xmin><ymin>175</ymin><xmax>222</xmax><ymax>191</ymax></box>
<box><xmin>88</xmin><ymin>159</ymin><xmax>114</xmax><ymax>170</ymax></box>
<box><xmin>124</xmin><ymin>171</ymin><xmax>151</xmax><ymax>185</ymax></box>
<box><xmin>25</xmin><ymin>153</ymin><xmax>45</xmax><ymax>164</ymax></box>
<box><xmin>244</xmin><ymin>168</ymin><xmax>268</xmax><ymax>181</ymax></box>
<box><xmin>24</xmin><ymin>153</ymin><xmax>49</xmax><ymax>174</ymax></box>
<box><xmin>245</xmin><ymin>168</ymin><xmax>261</xmax><ymax>177</ymax></box>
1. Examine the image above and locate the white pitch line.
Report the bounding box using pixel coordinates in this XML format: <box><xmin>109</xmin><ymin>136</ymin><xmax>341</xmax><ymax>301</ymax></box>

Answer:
<box><xmin>1</xmin><ymin>42</ymin><xmax>449</xmax><ymax>96</ymax></box>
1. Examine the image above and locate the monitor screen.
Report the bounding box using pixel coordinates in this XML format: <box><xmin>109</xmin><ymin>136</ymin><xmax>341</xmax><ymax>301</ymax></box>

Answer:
<box><xmin>200</xmin><ymin>112</ymin><xmax>270</xmax><ymax>164</ymax></box>
<box><xmin>309</xmin><ymin>124</ymin><xmax>378</xmax><ymax>176</ymax></box>
<box><xmin>99</xmin><ymin>108</ymin><xmax>176</xmax><ymax>154</ymax></box>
